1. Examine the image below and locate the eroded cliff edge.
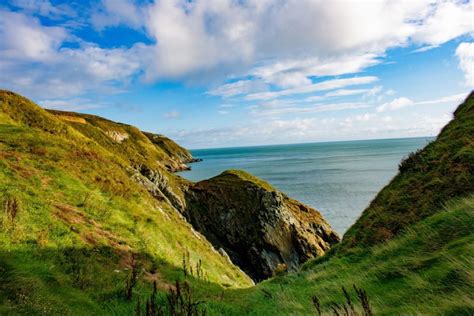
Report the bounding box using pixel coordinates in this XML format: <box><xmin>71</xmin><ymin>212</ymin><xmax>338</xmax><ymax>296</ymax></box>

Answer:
<box><xmin>184</xmin><ymin>170</ymin><xmax>340</xmax><ymax>281</ymax></box>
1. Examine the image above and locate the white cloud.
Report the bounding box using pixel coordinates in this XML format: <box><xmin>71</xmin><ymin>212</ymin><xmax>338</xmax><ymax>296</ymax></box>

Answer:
<box><xmin>377</xmin><ymin>97</ymin><xmax>414</xmax><ymax>112</ymax></box>
<box><xmin>416</xmin><ymin>92</ymin><xmax>468</xmax><ymax>105</ymax></box>
<box><xmin>251</xmin><ymin>102</ymin><xmax>370</xmax><ymax>117</ymax></box>
<box><xmin>325</xmin><ymin>89</ymin><xmax>370</xmax><ymax>97</ymax></box>
<box><xmin>377</xmin><ymin>92</ymin><xmax>467</xmax><ymax>112</ymax></box>
<box><xmin>246</xmin><ymin>76</ymin><xmax>378</xmax><ymax>100</ymax></box>
<box><xmin>456</xmin><ymin>42</ymin><xmax>474</xmax><ymax>86</ymax></box>
<box><xmin>39</xmin><ymin>98</ymin><xmax>108</xmax><ymax>111</ymax></box>
<box><xmin>410</xmin><ymin>45</ymin><xmax>439</xmax><ymax>53</ymax></box>
<box><xmin>168</xmin><ymin>111</ymin><xmax>452</xmax><ymax>149</ymax></box>
<box><xmin>1</xmin><ymin>0</ymin><xmax>472</xmax><ymax>109</ymax></box>
<box><xmin>412</xmin><ymin>1</ymin><xmax>474</xmax><ymax>46</ymax></box>
<box><xmin>9</xmin><ymin>0</ymin><xmax>74</xmax><ymax>19</ymax></box>
<box><xmin>139</xmin><ymin>0</ymin><xmax>473</xmax><ymax>84</ymax></box>
<box><xmin>251</xmin><ymin>53</ymin><xmax>381</xmax><ymax>88</ymax></box>
<box><xmin>0</xmin><ymin>9</ymin><xmax>67</xmax><ymax>61</ymax></box>
<box><xmin>208</xmin><ymin>79</ymin><xmax>266</xmax><ymax>97</ymax></box>
<box><xmin>0</xmin><ymin>9</ymin><xmax>145</xmax><ymax>99</ymax></box>
<box><xmin>91</xmin><ymin>0</ymin><xmax>144</xmax><ymax>30</ymax></box>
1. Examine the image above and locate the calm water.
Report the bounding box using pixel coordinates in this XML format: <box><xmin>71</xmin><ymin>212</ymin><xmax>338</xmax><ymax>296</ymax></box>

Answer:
<box><xmin>179</xmin><ymin>137</ymin><xmax>432</xmax><ymax>235</ymax></box>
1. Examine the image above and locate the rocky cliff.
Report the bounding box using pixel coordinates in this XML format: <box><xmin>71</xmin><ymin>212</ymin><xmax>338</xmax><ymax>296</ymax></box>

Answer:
<box><xmin>184</xmin><ymin>170</ymin><xmax>340</xmax><ymax>281</ymax></box>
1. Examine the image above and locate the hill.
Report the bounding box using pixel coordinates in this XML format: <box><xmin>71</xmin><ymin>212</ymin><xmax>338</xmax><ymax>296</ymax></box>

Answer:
<box><xmin>340</xmin><ymin>91</ymin><xmax>474</xmax><ymax>250</ymax></box>
<box><xmin>0</xmin><ymin>90</ymin><xmax>340</xmax><ymax>314</ymax></box>
<box><xmin>0</xmin><ymin>90</ymin><xmax>472</xmax><ymax>314</ymax></box>
<box><xmin>185</xmin><ymin>170</ymin><xmax>339</xmax><ymax>281</ymax></box>
<box><xmin>0</xmin><ymin>90</ymin><xmax>253</xmax><ymax>314</ymax></box>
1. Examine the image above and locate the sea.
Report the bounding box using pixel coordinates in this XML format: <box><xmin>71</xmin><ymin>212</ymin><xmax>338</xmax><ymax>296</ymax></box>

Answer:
<box><xmin>178</xmin><ymin>137</ymin><xmax>432</xmax><ymax>236</ymax></box>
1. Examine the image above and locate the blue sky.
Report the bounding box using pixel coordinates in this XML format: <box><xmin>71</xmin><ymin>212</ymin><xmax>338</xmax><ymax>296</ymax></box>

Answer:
<box><xmin>0</xmin><ymin>0</ymin><xmax>473</xmax><ymax>148</ymax></box>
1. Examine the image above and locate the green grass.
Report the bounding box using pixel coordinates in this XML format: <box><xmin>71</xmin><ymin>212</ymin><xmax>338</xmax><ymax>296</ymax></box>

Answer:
<box><xmin>207</xmin><ymin>169</ymin><xmax>277</xmax><ymax>192</ymax></box>
<box><xmin>340</xmin><ymin>92</ymin><xmax>474</xmax><ymax>249</ymax></box>
<box><xmin>1</xmin><ymin>89</ymin><xmax>473</xmax><ymax>314</ymax></box>
<box><xmin>0</xmin><ymin>91</ymin><xmax>252</xmax><ymax>314</ymax></box>
<box><xmin>202</xmin><ymin>195</ymin><xmax>474</xmax><ymax>315</ymax></box>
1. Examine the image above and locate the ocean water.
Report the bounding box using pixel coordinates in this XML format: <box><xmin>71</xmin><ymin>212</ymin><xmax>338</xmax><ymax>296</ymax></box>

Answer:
<box><xmin>178</xmin><ymin>137</ymin><xmax>432</xmax><ymax>235</ymax></box>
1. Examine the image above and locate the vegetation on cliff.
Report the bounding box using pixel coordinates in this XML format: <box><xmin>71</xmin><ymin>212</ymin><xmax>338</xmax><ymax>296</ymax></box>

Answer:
<box><xmin>340</xmin><ymin>91</ymin><xmax>474</xmax><ymax>250</ymax></box>
<box><xmin>0</xmin><ymin>89</ymin><xmax>472</xmax><ymax>315</ymax></box>
<box><xmin>208</xmin><ymin>195</ymin><xmax>474</xmax><ymax>315</ymax></box>
<box><xmin>0</xmin><ymin>90</ymin><xmax>252</xmax><ymax>315</ymax></box>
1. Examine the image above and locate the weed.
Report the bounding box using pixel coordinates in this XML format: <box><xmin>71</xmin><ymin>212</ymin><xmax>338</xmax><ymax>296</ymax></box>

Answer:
<box><xmin>3</xmin><ymin>195</ymin><xmax>21</xmax><ymax>224</ymax></box>
<box><xmin>166</xmin><ymin>280</ymin><xmax>206</xmax><ymax>316</ymax></box>
<box><xmin>312</xmin><ymin>285</ymin><xmax>372</xmax><ymax>316</ymax></box>
<box><xmin>126</xmin><ymin>253</ymin><xmax>141</xmax><ymax>301</ymax></box>
<box><xmin>312</xmin><ymin>295</ymin><xmax>321</xmax><ymax>316</ymax></box>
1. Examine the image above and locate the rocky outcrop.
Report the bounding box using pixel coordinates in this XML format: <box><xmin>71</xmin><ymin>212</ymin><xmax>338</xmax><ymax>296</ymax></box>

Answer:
<box><xmin>144</xmin><ymin>132</ymin><xmax>201</xmax><ymax>172</ymax></box>
<box><xmin>130</xmin><ymin>165</ymin><xmax>187</xmax><ymax>212</ymax></box>
<box><xmin>105</xmin><ymin>130</ymin><xmax>129</xmax><ymax>143</ymax></box>
<box><xmin>184</xmin><ymin>170</ymin><xmax>339</xmax><ymax>281</ymax></box>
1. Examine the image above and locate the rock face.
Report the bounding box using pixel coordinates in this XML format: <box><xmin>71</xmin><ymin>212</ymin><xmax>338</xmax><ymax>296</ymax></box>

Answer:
<box><xmin>184</xmin><ymin>170</ymin><xmax>340</xmax><ymax>281</ymax></box>
<box><xmin>105</xmin><ymin>130</ymin><xmax>129</xmax><ymax>143</ymax></box>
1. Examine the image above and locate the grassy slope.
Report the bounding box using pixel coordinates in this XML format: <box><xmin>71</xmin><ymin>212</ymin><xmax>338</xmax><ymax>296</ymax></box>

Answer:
<box><xmin>46</xmin><ymin>109</ymin><xmax>190</xmax><ymax>207</ymax></box>
<box><xmin>200</xmin><ymin>92</ymin><xmax>474</xmax><ymax>314</ymax></box>
<box><xmin>340</xmin><ymin>92</ymin><xmax>474</xmax><ymax>249</ymax></box>
<box><xmin>0</xmin><ymin>91</ymin><xmax>251</xmax><ymax>315</ymax></box>
<box><xmin>48</xmin><ymin>108</ymin><xmax>191</xmax><ymax>173</ymax></box>
<box><xmin>208</xmin><ymin>195</ymin><xmax>473</xmax><ymax>315</ymax></box>
<box><xmin>1</xmin><ymin>89</ymin><xmax>472</xmax><ymax>315</ymax></box>
<box><xmin>143</xmin><ymin>132</ymin><xmax>193</xmax><ymax>163</ymax></box>
<box><xmin>205</xmin><ymin>169</ymin><xmax>277</xmax><ymax>192</ymax></box>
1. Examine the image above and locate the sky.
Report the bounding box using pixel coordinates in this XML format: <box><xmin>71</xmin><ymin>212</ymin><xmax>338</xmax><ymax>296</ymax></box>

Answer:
<box><xmin>0</xmin><ymin>0</ymin><xmax>473</xmax><ymax>149</ymax></box>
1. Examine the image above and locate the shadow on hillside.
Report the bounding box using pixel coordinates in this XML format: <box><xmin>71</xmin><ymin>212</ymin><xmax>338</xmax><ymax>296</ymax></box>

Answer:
<box><xmin>0</xmin><ymin>246</ymin><xmax>227</xmax><ymax>315</ymax></box>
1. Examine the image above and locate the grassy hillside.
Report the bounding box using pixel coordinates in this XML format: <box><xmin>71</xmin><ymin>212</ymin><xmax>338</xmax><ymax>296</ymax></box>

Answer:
<box><xmin>0</xmin><ymin>89</ymin><xmax>472</xmax><ymax>315</ymax></box>
<box><xmin>206</xmin><ymin>195</ymin><xmax>474</xmax><ymax>315</ymax></box>
<box><xmin>0</xmin><ymin>90</ymin><xmax>252</xmax><ymax>315</ymax></box>
<box><xmin>47</xmin><ymin>109</ymin><xmax>194</xmax><ymax>174</ymax></box>
<box><xmin>197</xmin><ymin>92</ymin><xmax>474</xmax><ymax>314</ymax></box>
<box><xmin>340</xmin><ymin>92</ymin><xmax>474</xmax><ymax>249</ymax></box>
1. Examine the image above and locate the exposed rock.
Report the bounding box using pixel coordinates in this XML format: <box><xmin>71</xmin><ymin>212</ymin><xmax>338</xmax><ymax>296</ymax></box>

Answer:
<box><xmin>184</xmin><ymin>170</ymin><xmax>340</xmax><ymax>281</ymax></box>
<box><xmin>105</xmin><ymin>130</ymin><xmax>129</xmax><ymax>143</ymax></box>
<box><xmin>129</xmin><ymin>165</ymin><xmax>186</xmax><ymax>212</ymax></box>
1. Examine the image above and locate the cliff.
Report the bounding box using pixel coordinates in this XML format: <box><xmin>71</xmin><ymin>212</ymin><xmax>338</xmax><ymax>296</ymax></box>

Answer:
<box><xmin>185</xmin><ymin>170</ymin><xmax>339</xmax><ymax>281</ymax></box>
<box><xmin>209</xmin><ymin>92</ymin><xmax>473</xmax><ymax>315</ymax></box>
<box><xmin>0</xmin><ymin>90</ymin><xmax>253</xmax><ymax>315</ymax></box>
<box><xmin>0</xmin><ymin>90</ymin><xmax>339</xmax><ymax>314</ymax></box>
